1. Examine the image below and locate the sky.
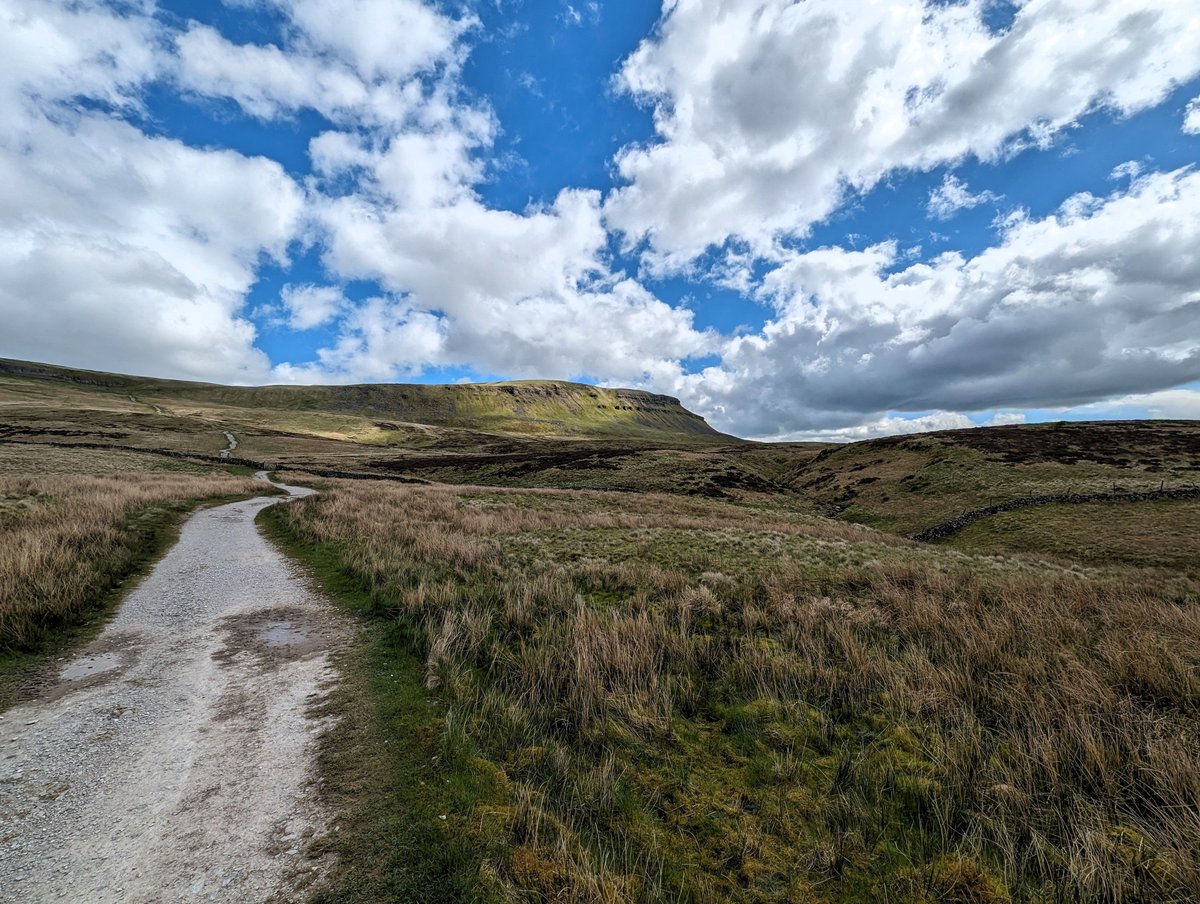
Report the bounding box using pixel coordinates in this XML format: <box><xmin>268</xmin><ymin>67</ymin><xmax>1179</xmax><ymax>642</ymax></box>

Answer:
<box><xmin>2</xmin><ymin>0</ymin><xmax>1200</xmax><ymax>441</ymax></box>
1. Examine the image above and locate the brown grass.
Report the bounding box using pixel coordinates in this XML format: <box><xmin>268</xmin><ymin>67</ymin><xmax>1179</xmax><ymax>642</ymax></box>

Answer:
<box><xmin>275</xmin><ymin>478</ymin><xmax>1200</xmax><ymax>903</ymax></box>
<box><xmin>0</xmin><ymin>468</ymin><xmax>265</xmax><ymax>652</ymax></box>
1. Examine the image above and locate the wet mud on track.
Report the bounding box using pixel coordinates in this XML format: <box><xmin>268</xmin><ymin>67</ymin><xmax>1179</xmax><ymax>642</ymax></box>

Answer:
<box><xmin>0</xmin><ymin>474</ymin><xmax>347</xmax><ymax>903</ymax></box>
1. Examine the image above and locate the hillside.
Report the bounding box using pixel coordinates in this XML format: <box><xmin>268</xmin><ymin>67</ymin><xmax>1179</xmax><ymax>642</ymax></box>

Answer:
<box><xmin>790</xmin><ymin>419</ymin><xmax>1200</xmax><ymax>538</ymax></box>
<box><xmin>4</xmin><ymin>355</ymin><xmax>1199</xmax><ymax>563</ymax></box>
<box><xmin>0</xmin><ymin>357</ymin><xmax>723</xmax><ymax>442</ymax></box>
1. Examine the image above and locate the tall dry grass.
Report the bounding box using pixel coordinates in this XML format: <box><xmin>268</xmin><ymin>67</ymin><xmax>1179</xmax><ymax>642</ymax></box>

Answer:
<box><xmin>0</xmin><ymin>471</ymin><xmax>265</xmax><ymax>651</ymax></box>
<box><xmin>276</xmin><ymin>478</ymin><xmax>1200</xmax><ymax>903</ymax></box>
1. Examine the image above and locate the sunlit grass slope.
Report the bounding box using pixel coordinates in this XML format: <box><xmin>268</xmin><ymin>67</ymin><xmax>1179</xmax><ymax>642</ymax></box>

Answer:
<box><xmin>0</xmin><ymin>357</ymin><xmax>725</xmax><ymax>442</ymax></box>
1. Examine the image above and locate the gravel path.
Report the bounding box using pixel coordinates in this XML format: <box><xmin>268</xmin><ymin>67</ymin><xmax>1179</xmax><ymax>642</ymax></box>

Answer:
<box><xmin>0</xmin><ymin>474</ymin><xmax>346</xmax><ymax>903</ymax></box>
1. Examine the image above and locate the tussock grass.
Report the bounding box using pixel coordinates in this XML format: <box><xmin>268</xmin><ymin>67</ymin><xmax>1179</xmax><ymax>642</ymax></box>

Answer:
<box><xmin>275</xmin><ymin>478</ymin><xmax>1200</xmax><ymax>903</ymax></box>
<box><xmin>0</xmin><ymin>469</ymin><xmax>265</xmax><ymax>653</ymax></box>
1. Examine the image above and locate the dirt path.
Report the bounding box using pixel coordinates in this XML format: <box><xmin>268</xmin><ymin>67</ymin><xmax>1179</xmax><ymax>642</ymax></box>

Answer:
<box><xmin>0</xmin><ymin>474</ymin><xmax>345</xmax><ymax>903</ymax></box>
<box><xmin>218</xmin><ymin>431</ymin><xmax>238</xmax><ymax>459</ymax></box>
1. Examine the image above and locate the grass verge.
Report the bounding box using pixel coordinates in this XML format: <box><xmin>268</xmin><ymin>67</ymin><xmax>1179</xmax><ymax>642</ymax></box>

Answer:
<box><xmin>259</xmin><ymin>503</ymin><xmax>504</xmax><ymax>904</ymax></box>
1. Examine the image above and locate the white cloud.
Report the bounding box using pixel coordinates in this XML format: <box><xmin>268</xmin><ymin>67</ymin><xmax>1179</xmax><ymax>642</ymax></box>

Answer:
<box><xmin>766</xmin><ymin>411</ymin><xmax>978</xmax><ymax>443</ymax></box>
<box><xmin>1110</xmin><ymin>160</ymin><xmax>1144</xmax><ymax>181</ymax></box>
<box><xmin>176</xmin><ymin>24</ymin><xmax>385</xmax><ymax>123</ymax></box>
<box><xmin>1059</xmin><ymin>387</ymin><xmax>1200</xmax><ymax>420</ymax></box>
<box><xmin>608</xmin><ymin>0</ymin><xmax>1200</xmax><ymax>269</ymax></box>
<box><xmin>1185</xmin><ymin>95</ymin><xmax>1200</xmax><ymax>134</ymax></box>
<box><xmin>986</xmin><ymin>411</ymin><xmax>1029</xmax><ymax>427</ymax></box>
<box><xmin>0</xmin><ymin>1</ymin><xmax>305</xmax><ymax>382</ymax></box>
<box><xmin>171</xmin><ymin>0</ymin><xmax>711</xmax><ymax>385</ymax></box>
<box><xmin>311</xmin><ymin>189</ymin><xmax>714</xmax><ymax>382</ymax></box>
<box><xmin>283</xmin><ymin>0</ymin><xmax>470</xmax><ymax>81</ymax></box>
<box><xmin>667</xmin><ymin>167</ymin><xmax>1200</xmax><ymax>437</ymax></box>
<box><xmin>174</xmin><ymin>0</ymin><xmax>475</xmax><ymax>129</ymax></box>
<box><xmin>560</xmin><ymin>2</ymin><xmax>599</xmax><ymax>28</ymax></box>
<box><xmin>0</xmin><ymin>0</ymin><xmax>160</xmax><ymax>116</ymax></box>
<box><xmin>281</xmin><ymin>284</ymin><xmax>347</xmax><ymax>330</ymax></box>
<box><xmin>927</xmin><ymin>173</ymin><xmax>1002</xmax><ymax>219</ymax></box>
<box><xmin>736</xmin><ymin>409</ymin><xmax>1029</xmax><ymax>444</ymax></box>
<box><xmin>2</xmin><ymin>0</ymin><xmax>1197</xmax><ymax>443</ymax></box>
<box><xmin>169</xmin><ymin>0</ymin><xmax>710</xmax><ymax>387</ymax></box>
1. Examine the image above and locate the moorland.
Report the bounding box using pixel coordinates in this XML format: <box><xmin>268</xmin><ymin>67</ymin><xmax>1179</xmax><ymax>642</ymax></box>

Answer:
<box><xmin>2</xmin><ymin>356</ymin><xmax>1198</xmax><ymax>903</ymax></box>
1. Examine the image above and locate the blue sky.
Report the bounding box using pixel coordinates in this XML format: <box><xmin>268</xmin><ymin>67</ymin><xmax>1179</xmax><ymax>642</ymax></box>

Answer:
<box><xmin>2</xmin><ymin>0</ymin><xmax>1200</xmax><ymax>439</ymax></box>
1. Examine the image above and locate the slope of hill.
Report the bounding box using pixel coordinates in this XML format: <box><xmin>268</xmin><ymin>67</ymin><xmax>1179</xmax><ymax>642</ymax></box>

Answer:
<box><xmin>3</xmin><ymin>355</ymin><xmax>1199</xmax><ymax>561</ymax></box>
<box><xmin>790</xmin><ymin>419</ymin><xmax>1200</xmax><ymax>537</ymax></box>
<box><xmin>0</xmin><ymin>358</ymin><xmax>723</xmax><ymax>441</ymax></box>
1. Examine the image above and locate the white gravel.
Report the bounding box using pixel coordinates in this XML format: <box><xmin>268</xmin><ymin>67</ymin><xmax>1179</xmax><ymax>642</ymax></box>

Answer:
<box><xmin>0</xmin><ymin>474</ymin><xmax>346</xmax><ymax>903</ymax></box>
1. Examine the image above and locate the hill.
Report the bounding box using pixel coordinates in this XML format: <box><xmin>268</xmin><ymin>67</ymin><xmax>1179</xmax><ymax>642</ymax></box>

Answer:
<box><xmin>3</xmin><ymin>355</ymin><xmax>1198</xmax><ymax>561</ymax></box>
<box><xmin>0</xmin><ymin>357</ymin><xmax>724</xmax><ymax>442</ymax></box>
<box><xmin>1</xmin><ymin>356</ymin><xmax>802</xmax><ymax>499</ymax></box>
<box><xmin>790</xmin><ymin>419</ymin><xmax>1200</xmax><ymax>530</ymax></box>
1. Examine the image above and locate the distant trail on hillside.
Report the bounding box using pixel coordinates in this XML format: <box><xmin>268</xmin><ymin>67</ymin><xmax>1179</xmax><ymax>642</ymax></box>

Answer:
<box><xmin>0</xmin><ymin>474</ymin><xmax>345</xmax><ymax>903</ymax></box>
<box><xmin>219</xmin><ymin>430</ymin><xmax>238</xmax><ymax>459</ymax></box>
<box><xmin>912</xmin><ymin>485</ymin><xmax>1200</xmax><ymax>543</ymax></box>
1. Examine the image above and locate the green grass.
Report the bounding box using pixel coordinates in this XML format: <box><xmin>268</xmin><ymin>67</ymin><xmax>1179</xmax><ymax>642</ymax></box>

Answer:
<box><xmin>259</xmin><ymin>504</ymin><xmax>506</xmax><ymax>904</ymax></box>
<box><xmin>0</xmin><ymin>356</ymin><xmax>727</xmax><ymax>444</ymax></box>
<box><xmin>792</xmin><ymin>422</ymin><xmax>1200</xmax><ymax>540</ymax></box>
<box><xmin>264</xmin><ymin>480</ymin><xmax>1200</xmax><ymax>903</ymax></box>
<box><xmin>944</xmin><ymin>498</ymin><xmax>1200</xmax><ymax>572</ymax></box>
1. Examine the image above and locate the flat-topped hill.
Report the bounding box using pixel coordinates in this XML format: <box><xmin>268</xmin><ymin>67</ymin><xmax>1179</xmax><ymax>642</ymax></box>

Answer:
<box><xmin>0</xmin><ymin>358</ymin><xmax>724</xmax><ymax>441</ymax></box>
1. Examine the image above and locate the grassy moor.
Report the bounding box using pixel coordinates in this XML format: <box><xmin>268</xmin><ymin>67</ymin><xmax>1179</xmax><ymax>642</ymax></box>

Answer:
<box><xmin>2</xmin><ymin>360</ymin><xmax>1199</xmax><ymax>903</ymax></box>
<box><xmin>267</xmin><ymin>479</ymin><xmax>1200</xmax><ymax>903</ymax></box>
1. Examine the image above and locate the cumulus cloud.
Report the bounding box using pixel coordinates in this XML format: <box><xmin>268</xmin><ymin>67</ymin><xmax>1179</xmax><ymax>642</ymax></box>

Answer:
<box><xmin>312</xmin><ymin>188</ymin><xmax>713</xmax><ymax>382</ymax></box>
<box><xmin>281</xmin><ymin>285</ymin><xmax>348</xmax><ymax>330</ymax></box>
<box><xmin>0</xmin><ymin>0</ymin><xmax>304</xmax><ymax>381</ymax></box>
<box><xmin>1185</xmin><ymin>95</ymin><xmax>1200</xmax><ymax>134</ymax></box>
<box><xmin>0</xmin><ymin>0</ymin><xmax>160</xmax><ymax>116</ymax></box>
<box><xmin>768</xmin><ymin>410</ymin><xmax>1028</xmax><ymax>444</ymax></box>
<box><xmin>2</xmin><ymin>0</ymin><xmax>1197</xmax><ymax>443</ymax></box>
<box><xmin>1110</xmin><ymin>160</ymin><xmax>1144</xmax><ymax>181</ymax></box>
<box><xmin>607</xmin><ymin>0</ymin><xmax>1200</xmax><ymax>269</ymax></box>
<box><xmin>927</xmin><ymin>174</ymin><xmax>1002</xmax><ymax>220</ymax></box>
<box><xmin>668</xmin><ymin>167</ymin><xmax>1200</xmax><ymax>437</ymax></box>
<box><xmin>176</xmin><ymin>25</ymin><xmax>391</xmax><ymax>124</ymax></box>
<box><xmin>283</xmin><ymin>0</ymin><xmax>469</xmax><ymax>81</ymax></box>
<box><xmin>174</xmin><ymin>0</ymin><xmax>474</xmax><ymax>128</ymax></box>
<box><xmin>1060</xmin><ymin>387</ymin><xmax>1200</xmax><ymax>420</ymax></box>
<box><xmin>169</xmin><ymin>0</ymin><xmax>715</xmax><ymax>387</ymax></box>
<box><xmin>2</xmin><ymin>0</ymin><xmax>704</xmax><ymax>389</ymax></box>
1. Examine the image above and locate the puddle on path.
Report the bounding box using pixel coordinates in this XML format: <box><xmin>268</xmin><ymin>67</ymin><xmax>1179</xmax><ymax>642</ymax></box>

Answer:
<box><xmin>261</xmin><ymin>622</ymin><xmax>310</xmax><ymax>648</ymax></box>
<box><xmin>212</xmin><ymin>608</ymin><xmax>333</xmax><ymax>669</ymax></box>
<box><xmin>60</xmin><ymin>652</ymin><xmax>122</xmax><ymax>682</ymax></box>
